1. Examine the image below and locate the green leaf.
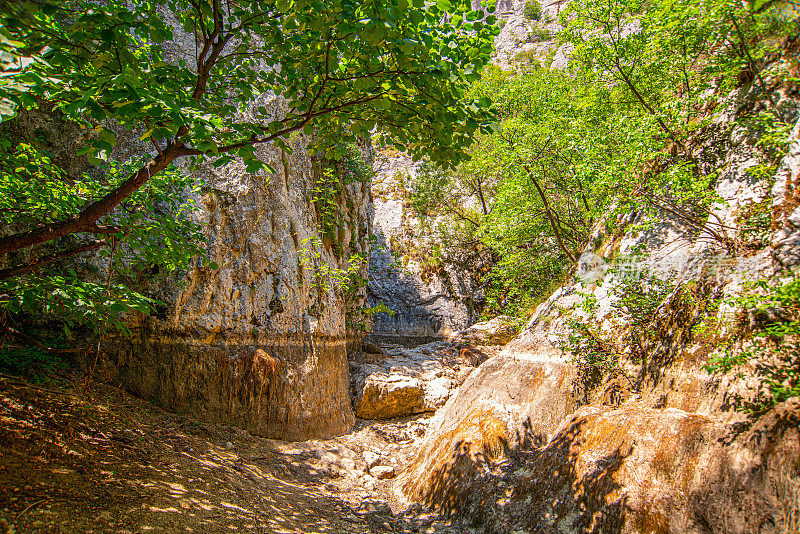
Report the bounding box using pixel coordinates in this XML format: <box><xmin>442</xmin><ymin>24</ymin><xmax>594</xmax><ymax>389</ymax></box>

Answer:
<box><xmin>246</xmin><ymin>161</ymin><xmax>263</xmax><ymax>173</ymax></box>
<box><xmin>213</xmin><ymin>156</ymin><xmax>233</xmax><ymax>167</ymax></box>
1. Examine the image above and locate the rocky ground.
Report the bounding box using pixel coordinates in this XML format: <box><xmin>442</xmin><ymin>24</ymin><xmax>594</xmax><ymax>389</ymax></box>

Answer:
<box><xmin>0</xmin><ymin>341</ymin><xmax>494</xmax><ymax>534</ymax></box>
<box><xmin>349</xmin><ymin>341</ymin><xmax>495</xmax><ymax>420</ymax></box>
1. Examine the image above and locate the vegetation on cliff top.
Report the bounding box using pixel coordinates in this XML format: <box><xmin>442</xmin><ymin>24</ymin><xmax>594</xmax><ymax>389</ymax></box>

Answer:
<box><xmin>397</xmin><ymin>0</ymin><xmax>798</xmax><ymax>409</ymax></box>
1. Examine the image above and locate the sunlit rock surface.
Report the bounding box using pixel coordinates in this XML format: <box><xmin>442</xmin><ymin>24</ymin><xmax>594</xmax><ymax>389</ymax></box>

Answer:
<box><xmin>349</xmin><ymin>341</ymin><xmax>489</xmax><ymax>420</ymax></box>
<box><xmin>398</xmin><ymin>347</ymin><xmax>577</xmax><ymax>502</ymax></box>
<box><xmin>105</xmin><ymin>128</ymin><xmax>372</xmax><ymax>441</ymax></box>
<box><xmin>449</xmin><ymin>316</ymin><xmax>519</xmax><ymax>346</ymax></box>
<box><xmin>395</xmin><ymin>77</ymin><xmax>800</xmax><ymax>531</ymax></box>
<box><xmin>404</xmin><ymin>393</ymin><xmax>799</xmax><ymax>533</ymax></box>
<box><xmin>398</xmin><ymin>337</ymin><xmax>800</xmax><ymax>532</ymax></box>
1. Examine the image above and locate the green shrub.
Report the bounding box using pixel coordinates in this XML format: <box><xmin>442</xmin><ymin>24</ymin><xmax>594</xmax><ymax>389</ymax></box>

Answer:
<box><xmin>736</xmin><ymin>197</ymin><xmax>772</xmax><ymax>249</ymax></box>
<box><xmin>523</xmin><ymin>0</ymin><xmax>542</xmax><ymax>20</ymax></box>
<box><xmin>0</xmin><ymin>324</ymin><xmax>68</xmax><ymax>381</ymax></box>
<box><xmin>312</xmin><ymin>143</ymin><xmax>373</xmax><ymax>246</ymax></box>
<box><xmin>611</xmin><ymin>271</ymin><xmax>677</xmax><ymax>357</ymax></box>
<box><xmin>513</xmin><ymin>48</ymin><xmax>541</xmax><ymax>66</ymax></box>
<box><xmin>562</xmin><ymin>318</ymin><xmax>621</xmax><ymax>404</ymax></box>
<box><xmin>562</xmin><ymin>269</ymin><xmax>702</xmax><ymax>404</ymax></box>
<box><xmin>706</xmin><ymin>276</ymin><xmax>800</xmax><ymax>413</ymax></box>
<box><xmin>559</xmin><ymin>293</ymin><xmax>624</xmax><ymax>404</ymax></box>
<box><xmin>0</xmin><ymin>345</ymin><xmax>67</xmax><ymax>380</ymax></box>
<box><xmin>526</xmin><ymin>25</ymin><xmax>553</xmax><ymax>42</ymax></box>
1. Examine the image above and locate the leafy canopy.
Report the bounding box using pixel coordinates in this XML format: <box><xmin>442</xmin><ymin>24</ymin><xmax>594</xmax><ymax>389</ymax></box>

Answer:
<box><xmin>403</xmin><ymin>0</ymin><xmax>798</xmax><ymax>320</ymax></box>
<box><xmin>0</xmin><ymin>0</ymin><xmax>499</xmax><ymax>362</ymax></box>
<box><xmin>0</xmin><ymin>0</ymin><xmax>499</xmax><ymax>261</ymax></box>
<box><xmin>3</xmin><ymin>0</ymin><xmax>499</xmax><ymax>167</ymax></box>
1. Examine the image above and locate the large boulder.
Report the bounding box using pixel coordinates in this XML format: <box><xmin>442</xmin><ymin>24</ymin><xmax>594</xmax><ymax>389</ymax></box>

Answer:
<box><xmin>398</xmin><ymin>347</ymin><xmax>577</xmax><ymax>506</ymax></box>
<box><xmin>401</xmin><ymin>395</ymin><xmax>800</xmax><ymax>534</ymax></box>
<box><xmin>450</xmin><ymin>316</ymin><xmax>519</xmax><ymax>346</ymax></box>
<box><xmin>350</xmin><ymin>341</ymin><xmax>489</xmax><ymax>420</ymax></box>
<box><xmin>397</xmin><ymin>335</ymin><xmax>800</xmax><ymax>533</ymax></box>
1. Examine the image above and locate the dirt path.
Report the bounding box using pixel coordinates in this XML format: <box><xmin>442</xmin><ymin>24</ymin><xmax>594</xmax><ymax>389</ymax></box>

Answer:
<box><xmin>0</xmin><ymin>374</ymin><xmax>467</xmax><ymax>534</ymax></box>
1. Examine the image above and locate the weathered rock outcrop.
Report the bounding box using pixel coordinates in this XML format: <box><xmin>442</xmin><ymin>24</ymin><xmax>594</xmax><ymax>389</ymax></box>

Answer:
<box><xmin>449</xmin><ymin>316</ymin><xmax>519</xmax><ymax>346</ymax></box>
<box><xmin>404</xmin><ymin>394</ymin><xmax>799</xmax><ymax>533</ymax></box>
<box><xmin>492</xmin><ymin>1</ymin><xmax>566</xmax><ymax>70</ymax></box>
<box><xmin>398</xmin><ymin>347</ymin><xmax>576</xmax><ymax>503</ymax></box>
<box><xmin>395</xmin><ymin>72</ymin><xmax>800</xmax><ymax>531</ymax></box>
<box><xmin>104</xmin><ymin>132</ymin><xmax>372</xmax><ymax>441</ymax></box>
<box><xmin>349</xmin><ymin>341</ymin><xmax>489</xmax><ymax>419</ymax></box>
<box><xmin>399</xmin><ymin>330</ymin><xmax>800</xmax><ymax>532</ymax></box>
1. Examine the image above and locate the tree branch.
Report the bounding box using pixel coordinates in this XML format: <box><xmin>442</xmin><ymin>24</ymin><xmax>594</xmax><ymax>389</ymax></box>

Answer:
<box><xmin>0</xmin><ymin>238</ymin><xmax>111</xmax><ymax>281</ymax></box>
<box><xmin>523</xmin><ymin>163</ymin><xmax>578</xmax><ymax>263</ymax></box>
<box><xmin>143</xmin><ymin>118</ymin><xmax>163</xmax><ymax>156</ymax></box>
<box><xmin>730</xmin><ymin>14</ymin><xmax>766</xmax><ymax>89</ymax></box>
<box><xmin>0</xmin><ymin>143</ymin><xmax>189</xmax><ymax>256</ymax></box>
<box><xmin>603</xmin><ymin>20</ymin><xmax>685</xmax><ymax>151</ymax></box>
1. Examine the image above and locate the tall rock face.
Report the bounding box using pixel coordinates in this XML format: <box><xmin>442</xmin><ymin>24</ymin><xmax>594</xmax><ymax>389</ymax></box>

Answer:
<box><xmin>491</xmin><ymin>0</ymin><xmax>569</xmax><ymax>70</ymax></box>
<box><xmin>54</xmin><ymin>12</ymin><xmax>374</xmax><ymax>441</ymax></box>
<box><xmin>105</xmin><ymin>123</ymin><xmax>372</xmax><ymax>441</ymax></box>
<box><xmin>3</xmin><ymin>99</ymin><xmax>372</xmax><ymax>441</ymax></box>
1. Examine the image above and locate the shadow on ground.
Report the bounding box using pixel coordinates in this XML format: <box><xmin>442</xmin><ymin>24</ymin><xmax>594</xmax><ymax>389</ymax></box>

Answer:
<box><xmin>0</xmin><ymin>374</ymin><xmax>411</xmax><ymax>533</ymax></box>
<box><xmin>416</xmin><ymin>415</ymin><xmax>631</xmax><ymax>534</ymax></box>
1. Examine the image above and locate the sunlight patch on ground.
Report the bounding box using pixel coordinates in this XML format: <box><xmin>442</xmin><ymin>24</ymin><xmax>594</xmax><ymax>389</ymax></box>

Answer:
<box><xmin>163</xmin><ymin>481</ymin><xmax>187</xmax><ymax>493</ymax></box>
<box><xmin>147</xmin><ymin>506</ymin><xmax>182</xmax><ymax>513</ymax></box>
<box><xmin>220</xmin><ymin>501</ymin><xmax>254</xmax><ymax>514</ymax></box>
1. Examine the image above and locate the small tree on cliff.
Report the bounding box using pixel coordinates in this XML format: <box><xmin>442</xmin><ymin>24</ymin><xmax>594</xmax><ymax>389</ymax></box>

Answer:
<box><xmin>0</xmin><ymin>0</ymin><xmax>498</xmax><ymax>356</ymax></box>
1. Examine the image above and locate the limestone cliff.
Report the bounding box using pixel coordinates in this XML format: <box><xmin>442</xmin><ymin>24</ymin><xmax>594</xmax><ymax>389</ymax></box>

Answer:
<box><xmin>104</xmin><ymin>131</ymin><xmax>372</xmax><ymax>441</ymax></box>
<box><xmin>368</xmin><ymin>150</ymin><xmax>485</xmax><ymax>340</ymax></box>
<box><xmin>30</xmin><ymin>11</ymin><xmax>376</xmax><ymax>442</ymax></box>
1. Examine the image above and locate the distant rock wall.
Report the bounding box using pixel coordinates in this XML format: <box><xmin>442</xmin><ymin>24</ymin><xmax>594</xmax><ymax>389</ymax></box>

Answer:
<box><xmin>492</xmin><ymin>0</ymin><xmax>569</xmax><ymax>70</ymax></box>
<box><xmin>367</xmin><ymin>150</ymin><xmax>482</xmax><ymax>340</ymax></box>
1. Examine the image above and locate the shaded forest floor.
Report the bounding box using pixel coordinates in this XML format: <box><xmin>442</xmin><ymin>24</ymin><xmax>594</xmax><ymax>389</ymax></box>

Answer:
<box><xmin>0</xmin><ymin>373</ymin><xmax>470</xmax><ymax>534</ymax></box>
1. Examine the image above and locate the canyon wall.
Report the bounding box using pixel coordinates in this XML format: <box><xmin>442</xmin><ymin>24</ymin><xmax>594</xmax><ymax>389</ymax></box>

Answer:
<box><xmin>52</xmin><ymin>12</ymin><xmax>374</xmax><ymax>442</ymax></box>
<box><xmin>104</xmin><ymin>126</ymin><xmax>372</xmax><ymax>441</ymax></box>
<box><xmin>367</xmin><ymin>150</ymin><xmax>484</xmax><ymax>340</ymax></box>
<box><xmin>2</xmin><ymin>99</ymin><xmax>373</xmax><ymax>441</ymax></box>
